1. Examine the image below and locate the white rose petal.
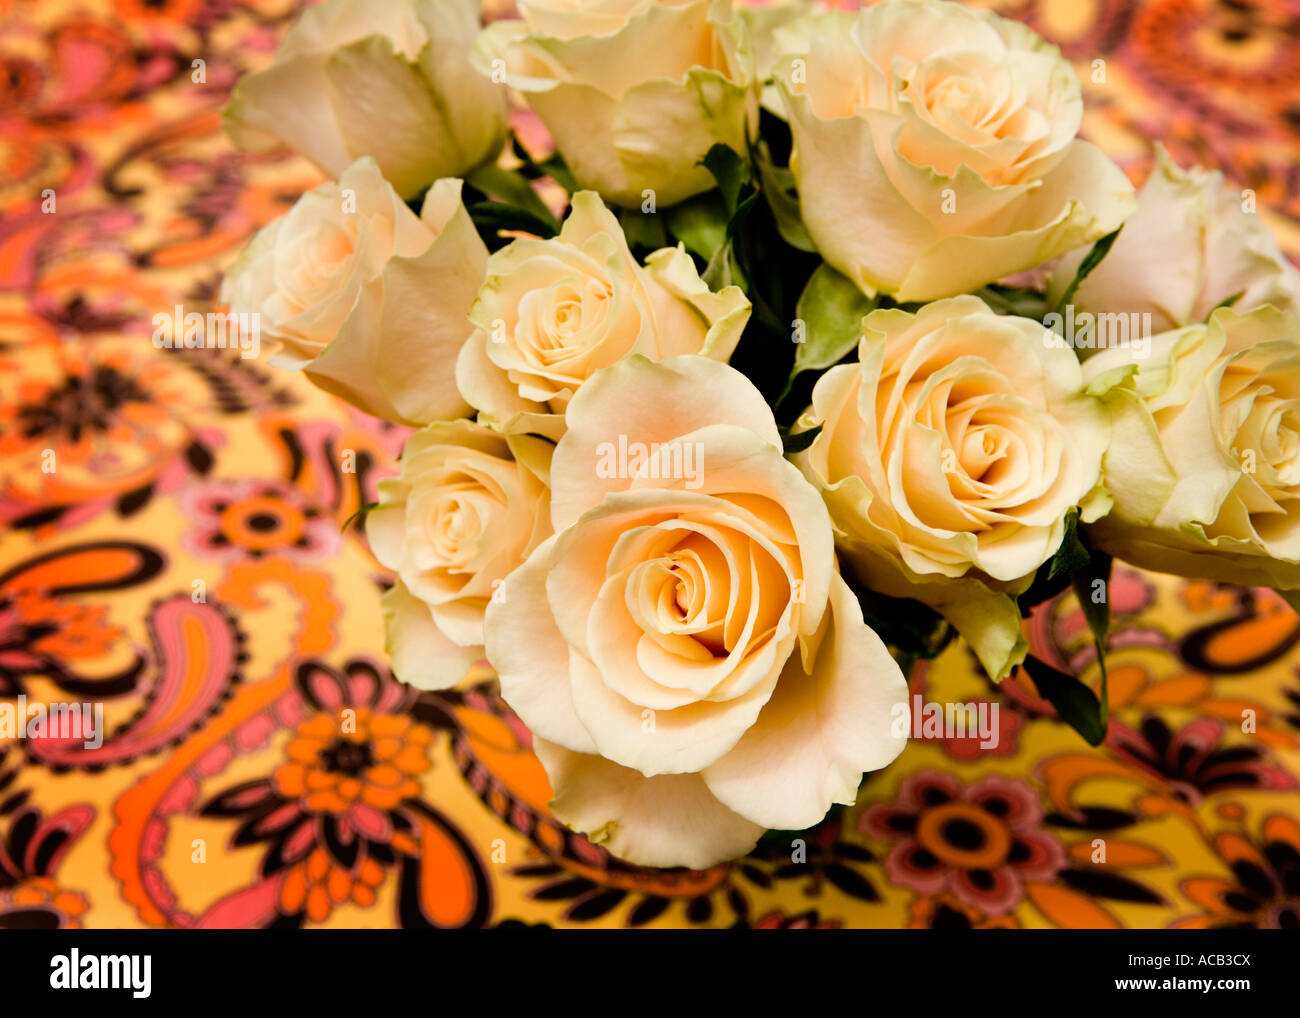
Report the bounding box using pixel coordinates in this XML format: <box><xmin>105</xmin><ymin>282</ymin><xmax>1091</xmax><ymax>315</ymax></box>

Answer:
<box><xmin>472</xmin><ymin>0</ymin><xmax>756</xmax><ymax>208</ymax></box>
<box><xmin>771</xmin><ymin>0</ymin><xmax>1135</xmax><ymax>301</ymax></box>
<box><xmin>224</xmin><ymin>0</ymin><xmax>507</xmax><ymax>198</ymax></box>
<box><xmin>1051</xmin><ymin>144</ymin><xmax>1300</xmax><ymax>331</ymax></box>
<box><xmin>1084</xmin><ymin>306</ymin><xmax>1300</xmax><ymax>589</ymax></box>
<box><xmin>370</xmin><ymin>420</ymin><xmax>550</xmax><ymax>690</ymax></box>
<box><xmin>794</xmin><ymin>296</ymin><xmax>1110</xmax><ymax>680</ymax></box>
<box><xmin>456</xmin><ymin>191</ymin><xmax>749</xmax><ymax>441</ymax></box>
<box><xmin>221</xmin><ymin>159</ymin><xmax>487</xmax><ymax>424</ymax></box>
<box><xmin>483</xmin><ymin>356</ymin><xmax>906</xmax><ymax>868</ymax></box>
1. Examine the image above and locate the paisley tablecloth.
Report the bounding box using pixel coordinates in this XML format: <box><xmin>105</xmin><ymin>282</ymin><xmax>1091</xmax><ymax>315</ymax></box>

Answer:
<box><xmin>2</xmin><ymin>0</ymin><xmax>1299</xmax><ymax>930</ymax></box>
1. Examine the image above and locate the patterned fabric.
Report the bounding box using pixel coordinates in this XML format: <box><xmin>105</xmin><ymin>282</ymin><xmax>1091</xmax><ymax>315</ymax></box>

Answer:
<box><xmin>2</xmin><ymin>0</ymin><xmax>1299</xmax><ymax>930</ymax></box>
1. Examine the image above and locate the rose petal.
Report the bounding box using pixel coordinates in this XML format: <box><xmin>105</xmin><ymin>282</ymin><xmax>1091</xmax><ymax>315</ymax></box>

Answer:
<box><xmin>381</xmin><ymin>581</ymin><xmax>480</xmax><ymax>691</ymax></box>
<box><xmin>485</xmin><ymin>536</ymin><xmax>598</xmax><ymax>755</ymax></box>
<box><xmin>703</xmin><ymin>572</ymin><xmax>908</xmax><ymax>830</ymax></box>
<box><xmin>534</xmin><ymin>737</ymin><xmax>764</xmax><ymax>869</ymax></box>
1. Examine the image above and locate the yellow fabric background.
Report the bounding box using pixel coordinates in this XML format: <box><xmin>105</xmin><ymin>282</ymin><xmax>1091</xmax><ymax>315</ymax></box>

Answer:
<box><xmin>1</xmin><ymin>0</ymin><xmax>1298</xmax><ymax>929</ymax></box>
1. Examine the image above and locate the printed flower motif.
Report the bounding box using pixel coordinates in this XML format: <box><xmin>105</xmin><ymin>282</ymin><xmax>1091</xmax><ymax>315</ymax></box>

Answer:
<box><xmin>862</xmin><ymin>771</ymin><xmax>1065</xmax><ymax>914</ymax></box>
<box><xmin>0</xmin><ymin>591</ymin><xmax>119</xmax><ymax>682</ymax></box>
<box><xmin>202</xmin><ymin>660</ymin><xmax>436</xmax><ymax>926</ymax></box>
<box><xmin>1107</xmin><ymin>716</ymin><xmax>1296</xmax><ymax>803</ymax></box>
<box><xmin>907</xmin><ymin>892</ymin><xmax>1019</xmax><ymax>929</ymax></box>
<box><xmin>279</xmin><ymin>848</ymin><xmax>392</xmax><ymax>920</ymax></box>
<box><xmin>0</xmin><ymin>349</ymin><xmax>211</xmax><ymax>530</ymax></box>
<box><xmin>1</xmin><ymin>359</ymin><xmax>174</xmax><ymax>459</ymax></box>
<box><xmin>0</xmin><ymin>542</ymin><xmax>161</xmax><ymax>701</ymax></box>
<box><xmin>274</xmin><ymin>706</ymin><xmax>433</xmax><ymax>816</ymax></box>
<box><xmin>1176</xmin><ymin>814</ymin><xmax>1300</xmax><ymax>929</ymax></box>
<box><xmin>455</xmin><ymin>191</ymin><xmax>749</xmax><ymax>441</ymax></box>
<box><xmin>770</xmin><ymin>0</ymin><xmax>1134</xmax><ymax>300</ymax></box>
<box><xmin>0</xmin><ymin>801</ymin><xmax>94</xmax><ymax>931</ymax></box>
<box><xmin>180</xmin><ymin>479</ymin><xmax>339</xmax><ymax>562</ymax></box>
<box><xmin>0</xmin><ymin>877</ymin><xmax>90</xmax><ymax>931</ymax></box>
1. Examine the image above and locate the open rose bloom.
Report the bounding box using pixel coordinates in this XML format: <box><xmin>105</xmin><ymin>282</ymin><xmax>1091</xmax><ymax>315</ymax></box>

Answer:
<box><xmin>1084</xmin><ymin>307</ymin><xmax>1300</xmax><ymax>590</ymax></box>
<box><xmin>794</xmin><ymin>296</ymin><xmax>1111</xmax><ymax>681</ymax></box>
<box><xmin>486</xmin><ymin>357</ymin><xmax>908</xmax><ymax>866</ymax></box>
<box><xmin>770</xmin><ymin>0</ymin><xmax>1134</xmax><ymax>301</ymax></box>
<box><xmin>223</xmin><ymin>0</ymin><xmax>1300</xmax><ymax>869</ymax></box>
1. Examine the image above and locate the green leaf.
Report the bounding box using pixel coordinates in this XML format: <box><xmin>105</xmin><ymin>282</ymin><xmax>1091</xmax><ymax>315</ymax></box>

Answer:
<box><xmin>1048</xmin><ymin>508</ymin><xmax>1090</xmax><ymax>580</ymax></box>
<box><xmin>1206</xmin><ymin>290</ymin><xmax>1245</xmax><ymax>320</ymax></box>
<box><xmin>666</xmin><ymin>193</ymin><xmax>729</xmax><ymax>263</ymax></box>
<box><xmin>1071</xmin><ymin>549</ymin><xmax>1113</xmax><ymax>642</ymax></box>
<box><xmin>791</xmin><ymin>263</ymin><xmax>875</xmax><ymax>372</ymax></box>
<box><xmin>466</xmin><ymin>165</ymin><xmax>561</xmax><ymax>235</ymax></box>
<box><xmin>1072</xmin><ymin>549</ymin><xmax>1113</xmax><ymax>726</ymax></box>
<box><xmin>1052</xmin><ymin>227</ymin><xmax>1122</xmax><ymax>317</ymax></box>
<box><xmin>726</xmin><ymin>191</ymin><xmax>759</xmax><ymax>241</ymax></box>
<box><xmin>510</xmin><ymin>134</ymin><xmax>581</xmax><ymax>194</ymax></box>
<box><xmin>753</xmin><ymin>141</ymin><xmax>816</xmax><ymax>253</ymax></box>
<box><xmin>780</xmin><ymin>263</ymin><xmax>875</xmax><ymax>401</ymax></box>
<box><xmin>779</xmin><ymin>422</ymin><xmax>821</xmax><ymax>454</ymax></box>
<box><xmin>618</xmin><ymin>207</ymin><xmax>668</xmax><ymax>253</ymax></box>
<box><xmin>466</xmin><ymin>202</ymin><xmax>558</xmax><ymax>246</ymax></box>
<box><xmin>702</xmin><ymin>238</ymin><xmax>748</xmax><ymax>293</ymax></box>
<box><xmin>341</xmin><ymin>501</ymin><xmax>378</xmax><ymax>534</ymax></box>
<box><xmin>1022</xmin><ymin>655</ymin><xmax>1108</xmax><ymax>746</ymax></box>
<box><xmin>1017</xmin><ymin>508</ymin><xmax>1089</xmax><ymax>614</ymax></box>
<box><xmin>976</xmin><ymin>284</ymin><xmax>1049</xmax><ymax>319</ymax></box>
<box><xmin>537</xmin><ymin>155</ymin><xmax>579</xmax><ymax>195</ymax></box>
<box><xmin>841</xmin><ymin>573</ymin><xmax>955</xmax><ymax>670</ymax></box>
<box><xmin>700</xmin><ymin>143</ymin><xmax>751</xmax><ymax>217</ymax></box>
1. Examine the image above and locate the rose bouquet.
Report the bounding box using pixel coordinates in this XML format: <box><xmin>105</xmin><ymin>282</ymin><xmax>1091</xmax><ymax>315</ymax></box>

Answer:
<box><xmin>220</xmin><ymin>0</ymin><xmax>1300</xmax><ymax>868</ymax></box>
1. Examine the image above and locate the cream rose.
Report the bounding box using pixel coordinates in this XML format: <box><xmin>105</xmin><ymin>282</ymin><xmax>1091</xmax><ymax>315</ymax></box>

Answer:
<box><xmin>368</xmin><ymin>419</ymin><xmax>551</xmax><ymax>690</ymax></box>
<box><xmin>1050</xmin><ymin>146</ymin><xmax>1300</xmax><ymax>333</ymax></box>
<box><xmin>794</xmin><ymin>296</ymin><xmax>1110</xmax><ymax>680</ymax></box>
<box><xmin>1083</xmin><ymin>306</ymin><xmax>1300</xmax><ymax>590</ymax></box>
<box><xmin>471</xmin><ymin>0</ymin><xmax>756</xmax><ymax>208</ymax></box>
<box><xmin>485</xmin><ymin>355</ymin><xmax>908</xmax><ymax>868</ymax></box>
<box><xmin>223</xmin><ymin>0</ymin><xmax>507</xmax><ymax>199</ymax></box>
<box><xmin>221</xmin><ymin>157</ymin><xmax>486</xmax><ymax>425</ymax></box>
<box><xmin>455</xmin><ymin>190</ymin><xmax>750</xmax><ymax>440</ymax></box>
<box><xmin>771</xmin><ymin>0</ymin><xmax>1135</xmax><ymax>302</ymax></box>
<box><xmin>743</xmin><ymin>0</ymin><xmax>836</xmax><ymax>118</ymax></box>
